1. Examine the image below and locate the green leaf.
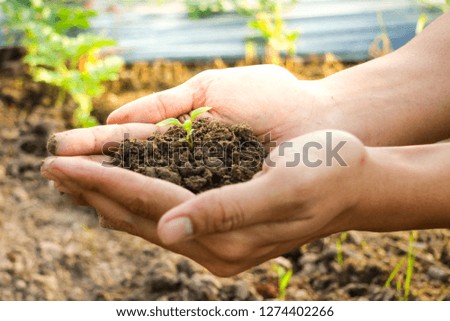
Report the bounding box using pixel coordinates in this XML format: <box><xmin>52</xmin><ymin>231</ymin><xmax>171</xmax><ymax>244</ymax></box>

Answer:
<box><xmin>279</xmin><ymin>269</ymin><xmax>293</xmax><ymax>291</ymax></box>
<box><xmin>190</xmin><ymin>106</ymin><xmax>212</xmax><ymax>121</ymax></box>
<box><xmin>384</xmin><ymin>257</ymin><xmax>405</xmax><ymax>288</ymax></box>
<box><xmin>73</xmin><ymin>109</ymin><xmax>99</xmax><ymax>128</ymax></box>
<box><xmin>182</xmin><ymin>118</ymin><xmax>192</xmax><ymax>134</ymax></box>
<box><xmin>156</xmin><ymin>118</ymin><xmax>182</xmax><ymax>127</ymax></box>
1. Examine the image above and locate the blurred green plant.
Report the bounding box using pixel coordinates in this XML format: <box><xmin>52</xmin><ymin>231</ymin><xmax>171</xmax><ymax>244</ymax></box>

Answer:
<box><xmin>335</xmin><ymin>232</ymin><xmax>347</xmax><ymax>265</ymax></box>
<box><xmin>273</xmin><ymin>264</ymin><xmax>293</xmax><ymax>300</ymax></box>
<box><xmin>185</xmin><ymin>0</ymin><xmax>226</xmax><ymax>19</ymax></box>
<box><xmin>236</xmin><ymin>0</ymin><xmax>300</xmax><ymax>63</ymax></box>
<box><xmin>184</xmin><ymin>0</ymin><xmax>300</xmax><ymax>63</ymax></box>
<box><xmin>384</xmin><ymin>231</ymin><xmax>417</xmax><ymax>300</ymax></box>
<box><xmin>416</xmin><ymin>0</ymin><xmax>449</xmax><ymax>34</ymax></box>
<box><xmin>0</xmin><ymin>0</ymin><xmax>124</xmax><ymax>127</ymax></box>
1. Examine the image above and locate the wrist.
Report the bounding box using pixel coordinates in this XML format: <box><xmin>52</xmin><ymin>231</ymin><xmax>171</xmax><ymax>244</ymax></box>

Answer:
<box><xmin>311</xmin><ymin>52</ymin><xmax>450</xmax><ymax>146</ymax></box>
<box><xmin>350</xmin><ymin>143</ymin><xmax>450</xmax><ymax>232</ymax></box>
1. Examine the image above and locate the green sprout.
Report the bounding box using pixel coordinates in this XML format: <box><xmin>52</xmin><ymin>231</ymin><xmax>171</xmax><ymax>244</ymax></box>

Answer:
<box><xmin>156</xmin><ymin>106</ymin><xmax>212</xmax><ymax>148</ymax></box>
<box><xmin>336</xmin><ymin>232</ymin><xmax>348</xmax><ymax>265</ymax></box>
<box><xmin>273</xmin><ymin>264</ymin><xmax>293</xmax><ymax>300</ymax></box>
<box><xmin>415</xmin><ymin>0</ymin><xmax>449</xmax><ymax>34</ymax></box>
<box><xmin>384</xmin><ymin>231</ymin><xmax>417</xmax><ymax>300</ymax></box>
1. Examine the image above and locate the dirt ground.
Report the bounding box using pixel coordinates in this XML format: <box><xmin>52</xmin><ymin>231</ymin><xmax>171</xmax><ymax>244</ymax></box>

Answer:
<box><xmin>0</xmin><ymin>52</ymin><xmax>449</xmax><ymax>300</ymax></box>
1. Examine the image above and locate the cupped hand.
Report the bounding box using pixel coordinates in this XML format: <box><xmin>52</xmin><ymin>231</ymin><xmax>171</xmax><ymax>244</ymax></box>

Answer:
<box><xmin>42</xmin><ymin>129</ymin><xmax>369</xmax><ymax>276</ymax></box>
<box><xmin>48</xmin><ymin>64</ymin><xmax>324</xmax><ymax>157</ymax></box>
<box><xmin>106</xmin><ymin>64</ymin><xmax>324</xmax><ymax>143</ymax></box>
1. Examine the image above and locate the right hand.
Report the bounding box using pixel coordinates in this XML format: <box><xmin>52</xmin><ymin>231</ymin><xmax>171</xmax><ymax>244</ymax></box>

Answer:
<box><xmin>42</xmin><ymin>129</ymin><xmax>369</xmax><ymax>277</ymax></box>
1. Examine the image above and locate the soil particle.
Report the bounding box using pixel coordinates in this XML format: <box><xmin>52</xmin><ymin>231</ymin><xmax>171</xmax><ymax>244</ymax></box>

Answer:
<box><xmin>112</xmin><ymin>119</ymin><xmax>266</xmax><ymax>193</ymax></box>
<box><xmin>186</xmin><ymin>274</ymin><xmax>222</xmax><ymax>300</ymax></box>
<box><xmin>12</xmin><ymin>186</ymin><xmax>29</xmax><ymax>203</ymax></box>
<box><xmin>176</xmin><ymin>259</ymin><xmax>195</xmax><ymax>277</ymax></box>
<box><xmin>19</xmin><ymin>123</ymin><xmax>51</xmax><ymax>156</ymax></box>
<box><xmin>221</xmin><ymin>280</ymin><xmax>253</xmax><ymax>301</ymax></box>
<box><xmin>255</xmin><ymin>280</ymin><xmax>278</xmax><ymax>299</ymax></box>
<box><xmin>368</xmin><ymin>287</ymin><xmax>397</xmax><ymax>301</ymax></box>
<box><xmin>441</xmin><ymin>243</ymin><xmax>450</xmax><ymax>268</ymax></box>
<box><xmin>146</xmin><ymin>261</ymin><xmax>180</xmax><ymax>292</ymax></box>
<box><xmin>229</xmin><ymin>281</ymin><xmax>251</xmax><ymax>300</ymax></box>
<box><xmin>427</xmin><ymin>266</ymin><xmax>449</xmax><ymax>282</ymax></box>
<box><xmin>344</xmin><ymin>284</ymin><xmax>369</xmax><ymax>297</ymax></box>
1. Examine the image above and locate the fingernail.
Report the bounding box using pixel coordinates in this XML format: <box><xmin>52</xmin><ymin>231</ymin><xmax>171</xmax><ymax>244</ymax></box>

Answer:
<box><xmin>47</xmin><ymin>134</ymin><xmax>58</xmax><ymax>155</ymax></box>
<box><xmin>159</xmin><ymin>217</ymin><xmax>193</xmax><ymax>244</ymax></box>
<box><xmin>41</xmin><ymin>156</ymin><xmax>56</xmax><ymax>172</ymax></box>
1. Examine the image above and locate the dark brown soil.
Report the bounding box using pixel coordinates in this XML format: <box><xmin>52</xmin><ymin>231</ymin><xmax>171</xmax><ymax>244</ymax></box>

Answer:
<box><xmin>111</xmin><ymin>119</ymin><xmax>266</xmax><ymax>193</ymax></box>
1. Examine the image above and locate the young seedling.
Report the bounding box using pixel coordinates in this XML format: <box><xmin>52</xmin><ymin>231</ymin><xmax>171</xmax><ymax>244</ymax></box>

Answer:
<box><xmin>384</xmin><ymin>230</ymin><xmax>417</xmax><ymax>300</ymax></box>
<box><xmin>273</xmin><ymin>264</ymin><xmax>293</xmax><ymax>301</ymax></box>
<box><xmin>156</xmin><ymin>106</ymin><xmax>212</xmax><ymax>148</ymax></box>
<box><xmin>336</xmin><ymin>232</ymin><xmax>348</xmax><ymax>265</ymax></box>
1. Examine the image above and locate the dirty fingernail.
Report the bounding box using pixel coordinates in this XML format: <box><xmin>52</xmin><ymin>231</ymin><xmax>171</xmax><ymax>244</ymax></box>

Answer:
<box><xmin>159</xmin><ymin>217</ymin><xmax>193</xmax><ymax>244</ymax></box>
<box><xmin>47</xmin><ymin>134</ymin><xmax>58</xmax><ymax>155</ymax></box>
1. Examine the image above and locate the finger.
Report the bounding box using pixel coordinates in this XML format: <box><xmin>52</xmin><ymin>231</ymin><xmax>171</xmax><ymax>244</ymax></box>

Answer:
<box><xmin>41</xmin><ymin>155</ymin><xmax>110</xmax><ymax>186</ymax></box>
<box><xmin>84</xmin><ymin>190</ymin><xmax>161</xmax><ymax>242</ymax></box>
<box><xmin>41</xmin><ymin>156</ymin><xmax>194</xmax><ymax>221</ymax></box>
<box><xmin>157</xmin><ymin>174</ymin><xmax>297</xmax><ymax>245</ymax></box>
<box><xmin>106</xmin><ymin>84</ymin><xmax>196</xmax><ymax>124</ymax></box>
<box><xmin>68</xmin><ymin>187</ymin><xmax>231</xmax><ymax>268</ymax></box>
<box><xmin>43</xmin><ymin>156</ymin><xmax>107</xmax><ymax>206</ymax></box>
<box><xmin>48</xmin><ymin>123</ymin><xmax>162</xmax><ymax>156</ymax></box>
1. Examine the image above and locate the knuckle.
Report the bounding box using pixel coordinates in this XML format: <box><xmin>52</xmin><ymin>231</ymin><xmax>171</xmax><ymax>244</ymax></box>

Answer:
<box><xmin>189</xmin><ymin>70</ymin><xmax>217</xmax><ymax>106</ymax></box>
<box><xmin>154</xmin><ymin>93</ymin><xmax>169</xmax><ymax>121</ymax></box>
<box><xmin>125</xmin><ymin>193</ymin><xmax>149</xmax><ymax>217</ymax></box>
<box><xmin>205</xmin><ymin>191</ymin><xmax>245</xmax><ymax>234</ymax></box>
<box><xmin>104</xmin><ymin>212</ymin><xmax>138</xmax><ymax>235</ymax></box>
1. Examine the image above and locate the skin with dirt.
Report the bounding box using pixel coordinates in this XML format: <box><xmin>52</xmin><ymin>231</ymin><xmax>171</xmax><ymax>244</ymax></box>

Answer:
<box><xmin>111</xmin><ymin>119</ymin><xmax>267</xmax><ymax>193</ymax></box>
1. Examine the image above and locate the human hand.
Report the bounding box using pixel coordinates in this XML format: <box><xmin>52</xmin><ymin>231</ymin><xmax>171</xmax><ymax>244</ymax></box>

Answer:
<box><xmin>42</xmin><ymin>129</ymin><xmax>368</xmax><ymax>276</ymax></box>
<box><xmin>106</xmin><ymin>64</ymin><xmax>325</xmax><ymax>144</ymax></box>
<box><xmin>47</xmin><ymin>64</ymin><xmax>324</xmax><ymax>157</ymax></box>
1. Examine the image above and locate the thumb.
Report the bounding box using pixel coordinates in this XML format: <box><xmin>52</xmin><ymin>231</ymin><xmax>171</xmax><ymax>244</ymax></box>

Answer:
<box><xmin>157</xmin><ymin>174</ymin><xmax>280</xmax><ymax>245</ymax></box>
<box><xmin>106</xmin><ymin>83</ymin><xmax>195</xmax><ymax>124</ymax></box>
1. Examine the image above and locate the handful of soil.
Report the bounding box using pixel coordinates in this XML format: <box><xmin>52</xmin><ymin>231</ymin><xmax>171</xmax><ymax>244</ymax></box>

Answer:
<box><xmin>111</xmin><ymin>119</ymin><xmax>266</xmax><ymax>193</ymax></box>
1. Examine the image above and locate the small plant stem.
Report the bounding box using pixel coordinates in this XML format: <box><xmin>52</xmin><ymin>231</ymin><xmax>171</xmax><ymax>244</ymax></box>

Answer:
<box><xmin>274</xmin><ymin>264</ymin><xmax>293</xmax><ymax>301</ymax></box>
<box><xmin>385</xmin><ymin>257</ymin><xmax>405</xmax><ymax>288</ymax></box>
<box><xmin>336</xmin><ymin>232</ymin><xmax>347</xmax><ymax>265</ymax></box>
<box><xmin>403</xmin><ymin>231</ymin><xmax>417</xmax><ymax>300</ymax></box>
